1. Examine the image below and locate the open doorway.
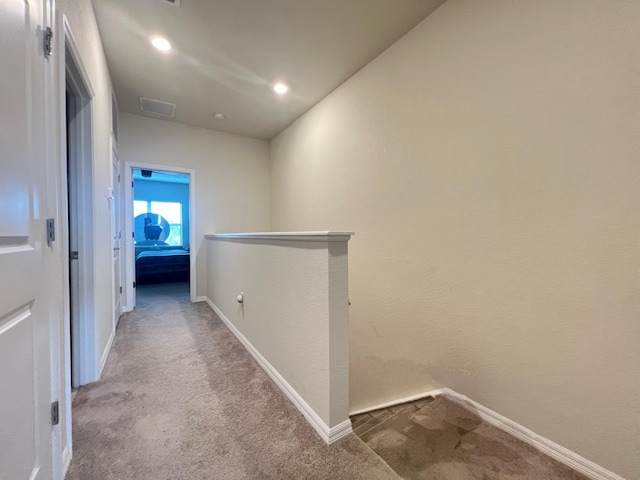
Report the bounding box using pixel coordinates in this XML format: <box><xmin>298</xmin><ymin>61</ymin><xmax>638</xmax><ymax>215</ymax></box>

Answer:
<box><xmin>65</xmin><ymin>37</ymin><xmax>97</xmax><ymax>389</ymax></box>
<box><xmin>123</xmin><ymin>164</ymin><xmax>196</xmax><ymax>309</ymax></box>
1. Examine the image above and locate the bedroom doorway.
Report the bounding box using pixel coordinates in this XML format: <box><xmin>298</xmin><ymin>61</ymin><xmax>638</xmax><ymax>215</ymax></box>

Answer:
<box><xmin>123</xmin><ymin>163</ymin><xmax>196</xmax><ymax>310</ymax></box>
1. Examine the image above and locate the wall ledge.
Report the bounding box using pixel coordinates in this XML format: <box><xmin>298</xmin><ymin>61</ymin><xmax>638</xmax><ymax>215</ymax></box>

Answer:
<box><xmin>205</xmin><ymin>231</ymin><xmax>354</xmax><ymax>242</ymax></box>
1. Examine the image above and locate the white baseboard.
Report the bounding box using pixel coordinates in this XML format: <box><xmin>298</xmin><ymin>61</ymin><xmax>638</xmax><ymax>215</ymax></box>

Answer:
<box><xmin>349</xmin><ymin>389</ymin><xmax>443</xmax><ymax>416</ymax></box>
<box><xmin>98</xmin><ymin>329</ymin><xmax>115</xmax><ymax>378</ymax></box>
<box><xmin>329</xmin><ymin>419</ymin><xmax>354</xmax><ymax>443</ymax></box>
<box><xmin>62</xmin><ymin>446</ymin><xmax>72</xmax><ymax>478</ymax></box>
<box><xmin>440</xmin><ymin>388</ymin><xmax>624</xmax><ymax>480</ymax></box>
<box><xmin>195</xmin><ymin>296</ymin><xmax>207</xmax><ymax>303</ymax></box>
<box><xmin>204</xmin><ymin>297</ymin><xmax>352</xmax><ymax>444</ymax></box>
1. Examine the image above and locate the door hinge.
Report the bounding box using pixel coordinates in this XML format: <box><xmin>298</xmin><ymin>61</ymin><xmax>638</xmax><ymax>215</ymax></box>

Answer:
<box><xmin>44</xmin><ymin>27</ymin><xmax>53</xmax><ymax>57</ymax></box>
<box><xmin>132</xmin><ymin>231</ymin><xmax>135</xmax><ymax>238</ymax></box>
<box><xmin>117</xmin><ymin>173</ymin><xmax>121</xmax><ymax>183</ymax></box>
<box><xmin>46</xmin><ymin>218</ymin><xmax>56</xmax><ymax>246</ymax></box>
<box><xmin>133</xmin><ymin>282</ymin><xmax>136</xmax><ymax>288</ymax></box>
<box><xmin>70</xmin><ymin>251</ymin><xmax>79</xmax><ymax>260</ymax></box>
<box><xmin>119</xmin><ymin>286</ymin><xmax>123</xmax><ymax>294</ymax></box>
<box><xmin>51</xmin><ymin>401</ymin><xmax>59</xmax><ymax>426</ymax></box>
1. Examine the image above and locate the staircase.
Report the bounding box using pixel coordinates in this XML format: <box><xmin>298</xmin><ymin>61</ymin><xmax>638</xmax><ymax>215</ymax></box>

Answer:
<box><xmin>350</xmin><ymin>395</ymin><xmax>588</xmax><ymax>480</ymax></box>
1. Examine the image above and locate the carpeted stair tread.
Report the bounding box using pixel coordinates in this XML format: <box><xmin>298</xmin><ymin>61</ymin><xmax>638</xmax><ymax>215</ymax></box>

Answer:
<box><xmin>353</xmin><ymin>395</ymin><xmax>590</xmax><ymax>480</ymax></box>
<box><xmin>351</xmin><ymin>397</ymin><xmax>436</xmax><ymax>437</ymax></box>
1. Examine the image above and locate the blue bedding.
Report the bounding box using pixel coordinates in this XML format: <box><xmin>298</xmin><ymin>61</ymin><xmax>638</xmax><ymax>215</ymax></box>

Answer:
<box><xmin>135</xmin><ymin>248</ymin><xmax>190</xmax><ymax>285</ymax></box>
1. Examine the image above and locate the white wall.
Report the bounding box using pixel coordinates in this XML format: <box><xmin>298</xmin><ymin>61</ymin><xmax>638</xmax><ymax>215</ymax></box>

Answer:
<box><xmin>270</xmin><ymin>1</ymin><xmax>640</xmax><ymax>478</ymax></box>
<box><xmin>206</xmin><ymin>234</ymin><xmax>351</xmax><ymax>440</ymax></box>
<box><xmin>118</xmin><ymin>113</ymin><xmax>271</xmax><ymax>298</ymax></box>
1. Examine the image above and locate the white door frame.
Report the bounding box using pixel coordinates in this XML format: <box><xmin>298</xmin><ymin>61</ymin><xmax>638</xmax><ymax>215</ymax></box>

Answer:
<box><xmin>123</xmin><ymin>162</ymin><xmax>197</xmax><ymax>309</ymax></box>
<box><xmin>52</xmin><ymin>13</ymin><xmax>74</xmax><ymax>479</ymax></box>
<box><xmin>60</xmin><ymin>16</ymin><xmax>99</xmax><ymax>389</ymax></box>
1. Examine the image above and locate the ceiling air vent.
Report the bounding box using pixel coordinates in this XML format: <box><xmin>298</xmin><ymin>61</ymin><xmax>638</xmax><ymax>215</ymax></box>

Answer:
<box><xmin>139</xmin><ymin>97</ymin><xmax>176</xmax><ymax>117</ymax></box>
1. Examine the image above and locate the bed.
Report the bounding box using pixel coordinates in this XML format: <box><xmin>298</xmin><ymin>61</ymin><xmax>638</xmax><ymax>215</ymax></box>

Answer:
<box><xmin>135</xmin><ymin>245</ymin><xmax>190</xmax><ymax>285</ymax></box>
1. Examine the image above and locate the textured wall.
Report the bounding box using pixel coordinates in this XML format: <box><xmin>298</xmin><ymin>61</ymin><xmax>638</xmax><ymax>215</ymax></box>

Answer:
<box><xmin>270</xmin><ymin>1</ymin><xmax>640</xmax><ymax>477</ymax></box>
<box><xmin>207</xmin><ymin>237</ymin><xmax>350</xmax><ymax>429</ymax></box>
<box><xmin>118</xmin><ymin>113</ymin><xmax>271</xmax><ymax>297</ymax></box>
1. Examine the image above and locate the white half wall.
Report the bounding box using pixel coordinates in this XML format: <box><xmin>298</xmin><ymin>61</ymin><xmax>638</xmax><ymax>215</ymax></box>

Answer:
<box><xmin>206</xmin><ymin>232</ymin><xmax>352</xmax><ymax>442</ymax></box>
<box><xmin>118</xmin><ymin>113</ymin><xmax>271</xmax><ymax>298</ymax></box>
<box><xmin>269</xmin><ymin>1</ymin><xmax>640</xmax><ymax>478</ymax></box>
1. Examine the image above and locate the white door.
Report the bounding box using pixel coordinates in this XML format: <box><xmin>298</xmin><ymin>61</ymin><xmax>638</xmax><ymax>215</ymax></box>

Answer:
<box><xmin>0</xmin><ymin>0</ymin><xmax>54</xmax><ymax>479</ymax></box>
<box><xmin>111</xmin><ymin>139</ymin><xmax>122</xmax><ymax>325</ymax></box>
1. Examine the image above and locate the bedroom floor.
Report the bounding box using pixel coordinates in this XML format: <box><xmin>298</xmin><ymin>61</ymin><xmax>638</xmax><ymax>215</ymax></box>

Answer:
<box><xmin>136</xmin><ymin>281</ymin><xmax>189</xmax><ymax>306</ymax></box>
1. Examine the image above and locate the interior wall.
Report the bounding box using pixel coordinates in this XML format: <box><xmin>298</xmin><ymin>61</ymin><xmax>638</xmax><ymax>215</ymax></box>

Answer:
<box><xmin>118</xmin><ymin>112</ymin><xmax>271</xmax><ymax>298</ymax></box>
<box><xmin>134</xmin><ymin>179</ymin><xmax>190</xmax><ymax>247</ymax></box>
<box><xmin>58</xmin><ymin>0</ymin><xmax>116</xmax><ymax>379</ymax></box>
<box><xmin>206</xmin><ymin>236</ymin><xmax>350</xmax><ymax>435</ymax></box>
<box><xmin>269</xmin><ymin>1</ymin><xmax>640</xmax><ymax>478</ymax></box>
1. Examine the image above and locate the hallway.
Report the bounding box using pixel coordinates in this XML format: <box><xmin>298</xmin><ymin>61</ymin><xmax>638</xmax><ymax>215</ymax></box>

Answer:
<box><xmin>66</xmin><ymin>285</ymin><xmax>397</xmax><ymax>479</ymax></box>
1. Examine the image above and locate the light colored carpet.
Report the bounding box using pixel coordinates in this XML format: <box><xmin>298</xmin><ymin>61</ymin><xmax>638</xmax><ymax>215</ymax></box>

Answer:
<box><xmin>66</xmin><ymin>285</ymin><xmax>398</xmax><ymax>480</ymax></box>
<box><xmin>352</xmin><ymin>397</ymin><xmax>590</xmax><ymax>480</ymax></box>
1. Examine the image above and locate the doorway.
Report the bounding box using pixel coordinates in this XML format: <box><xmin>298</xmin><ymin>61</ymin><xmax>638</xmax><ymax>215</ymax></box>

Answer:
<box><xmin>65</xmin><ymin>36</ymin><xmax>97</xmax><ymax>388</ymax></box>
<box><xmin>123</xmin><ymin>163</ymin><xmax>197</xmax><ymax>310</ymax></box>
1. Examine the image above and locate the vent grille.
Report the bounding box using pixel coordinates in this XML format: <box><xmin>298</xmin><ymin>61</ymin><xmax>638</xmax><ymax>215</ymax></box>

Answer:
<box><xmin>139</xmin><ymin>97</ymin><xmax>176</xmax><ymax>117</ymax></box>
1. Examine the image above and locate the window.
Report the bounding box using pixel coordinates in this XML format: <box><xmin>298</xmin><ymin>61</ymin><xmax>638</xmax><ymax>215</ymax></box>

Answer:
<box><xmin>133</xmin><ymin>200</ymin><xmax>148</xmax><ymax>218</ymax></box>
<box><xmin>134</xmin><ymin>200</ymin><xmax>183</xmax><ymax>246</ymax></box>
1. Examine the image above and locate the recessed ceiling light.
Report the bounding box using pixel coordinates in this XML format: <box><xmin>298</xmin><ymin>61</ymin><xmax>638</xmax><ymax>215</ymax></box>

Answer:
<box><xmin>272</xmin><ymin>82</ymin><xmax>289</xmax><ymax>95</ymax></box>
<box><xmin>150</xmin><ymin>36</ymin><xmax>171</xmax><ymax>52</ymax></box>
<box><xmin>213</xmin><ymin>113</ymin><xmax>226</xmax><ymax>121</ymax></box>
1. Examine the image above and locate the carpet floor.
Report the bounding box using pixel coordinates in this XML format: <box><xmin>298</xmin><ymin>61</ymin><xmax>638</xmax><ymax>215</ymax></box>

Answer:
<box><xmin>66</xmin><ymin>283</ymin><xmax>398</xmax><ymax>479</ymax></box>
<box><xmin>67</xmin><ymin>284</ymin><xmax>589</xmax><ymax>480</ymax></box>
<box><xmin>351</xmin><ymin>397</ymin><xmax>589</xmax><ymax>480</ymax></box>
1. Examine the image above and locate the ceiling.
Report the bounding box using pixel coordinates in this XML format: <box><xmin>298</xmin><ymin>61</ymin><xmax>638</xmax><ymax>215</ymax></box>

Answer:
<box><xmin>93</xmin><ymin>0</ymin><xmax>446</xmax><ymax>140</ymax></box>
